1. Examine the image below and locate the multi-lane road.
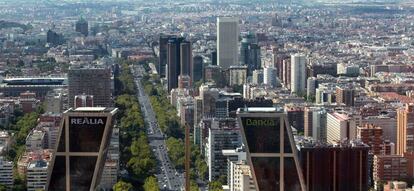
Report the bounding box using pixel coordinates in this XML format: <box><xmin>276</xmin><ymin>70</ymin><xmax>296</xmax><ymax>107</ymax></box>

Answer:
<box><xmin>131</xmin><ymin>65</ymin><xmax>184</xmax><ymax>191</ymax></box>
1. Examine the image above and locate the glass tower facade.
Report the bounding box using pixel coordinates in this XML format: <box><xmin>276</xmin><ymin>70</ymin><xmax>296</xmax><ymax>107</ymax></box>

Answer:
<box><xmin>46</xmin><ymin>107</ymin><xmax>118</xmax><ymax>191</ymax></box>
<box><xmin>237</xmin><ymin>107</ymin><xmax>306</xmax><ymax>191</ymax></box>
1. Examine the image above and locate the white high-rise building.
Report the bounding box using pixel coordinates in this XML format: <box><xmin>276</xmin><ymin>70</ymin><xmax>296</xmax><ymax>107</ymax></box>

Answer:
<box><xmin>263</xmin><ymin>67</ymin><xmax>277</xmax><ymax>87</ymax></box>
<box><xmin>27</xmin><ymin>160</ymin><xmax>48</xmax><ymax>191</ymax></box>
<box><xmin>290</xmin><ymin>54</ymin><xmax>306</xmax><ymax>95</ymax></box>
<box><xmin>0</xmin><ymin>157</ymin><xmax>13</xmax><ymax>187</ymax></box>
<box><xmin>326</xmin><ymin>112</ymin><xmax>357</xmax><ymax>144</ymax></box>
<box><xmin>217</xmin><ymin>17</ymin><xmax>239</xmax><ymax>69</ymax></box>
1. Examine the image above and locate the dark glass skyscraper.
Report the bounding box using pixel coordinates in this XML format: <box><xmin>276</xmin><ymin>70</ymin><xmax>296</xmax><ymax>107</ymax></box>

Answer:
<box><xmin>180</xmin><ymin>41</ymin><xmax>192</xmax><ymax>78</ymax></box>
<box><xmin>167</xmin><ymin>37</ymin><xmax>192</xmax><ymax>92</ymax></box>
<box><xmin>46</xmin><ymin>107</ymin><xmax>118</xmax><ymax>190</ymax></box>
<box><xmin>240</xmin><ymin>33</ymin><xmax>261</xmax><ymax>75</ymax></box>
<box><xmin>75</xmin><ymin>18</ymin><xmax>88</xmax><ymax>36</ymax></box>
<box><xmin>167</xmin><ymin>37</ymin><xmax>184</xmax><ymax>92</ymax></box>
<box><xmin>237</xmin><ymin>107</ymin><xmax>306</xmax><ymax>191</ymax></box>
<box><xmin>159</xmin><ymin>34</ymin><xmax>173</xmax><ymax>78</ymax></box>
<box><xmin>193</xmin><ymin>55</ymin><xmax>203</xmax><ymax>83</ymax></box>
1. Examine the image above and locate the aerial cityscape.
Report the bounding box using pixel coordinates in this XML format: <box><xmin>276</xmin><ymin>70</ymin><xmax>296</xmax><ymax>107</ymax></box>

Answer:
<box><xmin>0</xmin><ymin>0</ymin><xmax>414</xmax><ymax>190</ymax></box>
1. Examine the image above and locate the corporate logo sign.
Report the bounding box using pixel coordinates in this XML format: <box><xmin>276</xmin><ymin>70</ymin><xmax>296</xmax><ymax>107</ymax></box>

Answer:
<box><xmin>70</xmin><ymin>117</ymin><xmax>105</xmax><ymax>125</ymax></box>
<box><xmin>241</xmin><ymin>116</ymin><xmax>281</xmax><ymax>153</ymax></box>
<box><xmin>69</xmin><ymin>117</ymin><xmax>107</xmax><ymax>128</ymax></box>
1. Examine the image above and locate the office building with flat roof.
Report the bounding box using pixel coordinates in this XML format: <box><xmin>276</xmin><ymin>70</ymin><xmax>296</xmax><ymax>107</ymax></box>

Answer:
<box><xmin>237</xmin><ymin>107</ymin><xmax>306</xmax><ymax>191</ymax></box>
<box><xmin>46</xmin><ymin>107</ymin><xmax>118</xmax><ymax>190</ymax></box>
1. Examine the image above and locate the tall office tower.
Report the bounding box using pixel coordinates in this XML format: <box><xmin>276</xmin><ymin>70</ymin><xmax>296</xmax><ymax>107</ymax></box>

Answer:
<box><xmin>357</xmin><ymin>124</ymin><xmax>386</xmax><ymax>155</ymax></box>
<box><xmin>252</xmin><ymin>69</ymin><xmax>264</xmax><ymax>85</ymax></box>
<box><xmin>47</xmin><ymin>30</ymin><xmax>63</xmax><ymax>45</ymax></box>
<box><xmin>206</xmin><ymin>118</ymin><xmax>241</xmax><ymax>181</ymax></box>
<box><xmin>46</xmin><ymin>107</ymin><xmax>118</xmax><ymax>190</ymax></box>
<box><xmin>74</xmin><ymin>94</ymin><xmax>94</xmax><ymax>108</ymax></box>
<box><xmin>290</xmin><ymin>54</ymin><xmax>306</xmax><ymax>95</ymax></box>
<box><xmin>304</xmin><ymin>107</ymin><xmax>327</xmax><ymax>141</ymax></box>
<box><xmin>75</xmin><ymin>18</ymin><xmax>88</xmax><ymax>36</ymax></box>
<box><xmin>68</xmin><ymin>67</ymin><xmax>112</xmax><ymax>108</ymax></box>
<box><xmin>282</xmin><ymin>58</ymin><xmax>291</xmax><ymax>89</ymax></box>
<box><xmin>327</xmin><ymin>112</ymin><xmax>357</xmax><ymax>144</ymax></box>
<box><xmin>397</xmin><ymin>104</ymin><xmax>414</xmax><ymax>155</ymax></box>
<box><xmin>263</xmin><ymin>67</ymin><xmax>278</xmax><ymax>87</ymax></box>
<box><xmin>298</xmin><ymin>139</ymin><xmax>369</xmax><ymax>191</ymax></box>
<box><xmin>193</xmin><ymin>96</ymin><xmax>203</xmax><ymax>145</ymax></box>
<box><xmin>336</xmin><ymin>86</ymin><xmax>355</xmax><ymax>106</ymax></box>
<box><xmin>229</xmin><ymin>65</ymin><xmax>247</xmax><ymax>86</ymax></box>
<box><xmin>211</xmin><ymin>51</ymin><xmax>217</xmax><ymax>66</ymax></box>
<box><xmin>237</xmin><ymin>107</ymin><xmax>306</xmax><ymax>191</ymax></box>
<box><xmin>159</xmin><ymin>34</ymin><xmax>173</xmax><ymax>78</ymax></box>
<box><xmin>167</xmin><ymin>37</ymin><xmax>185</xmax><ymax>92</ymax></box>
<box><xmin>193</xmin><ymin>55</ymin><xmax>203</xmax><ymax>83</ymax></box>
<box><xmin>180</xmin><ymin>41</ymin><xmax>193</xmax><ymax>81</ymax></box>
<box><xmin>307</xmin><ymin>77</ymin><xmax>317</xmax><ymax>99</ymax></box>
<box><xmin>217</xmin><ymin>17</ymin><xmax>239</xmax><ymax>69</ymax></box>
<box><xmin>240</xmin><ymin>33</ymin><xmax>261</xmax><ymax>75</ymax></box>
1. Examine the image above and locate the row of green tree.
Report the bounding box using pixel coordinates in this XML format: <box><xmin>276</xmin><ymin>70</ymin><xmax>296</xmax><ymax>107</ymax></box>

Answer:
<box><xmin>142</xmin><ymin>73</ymin><xmax>216</xmax><ymax>190</ymax></box>
<box><xmin>1</xmin><ymin>107</ymin><xmax>43</xmax><ymax>190</ymax></box>
<box><xmin>113</xmin><ymin>61</ymin><xmax>159</xmax><ymax>191</ymax></box>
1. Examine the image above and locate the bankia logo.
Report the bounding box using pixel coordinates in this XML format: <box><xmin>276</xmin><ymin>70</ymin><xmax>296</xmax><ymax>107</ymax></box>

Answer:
<box><xmin>70</xmin><ymin>117</ymin><xmax>105</xmax><ymax>125</ymax></box>
<box><xmin>245</xmin><ymin>118</ymin><xmax>275</xmax><ymax>126</ymax></box>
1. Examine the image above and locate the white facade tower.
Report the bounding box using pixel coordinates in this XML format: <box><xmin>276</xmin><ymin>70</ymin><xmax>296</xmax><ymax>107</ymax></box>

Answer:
<box><xmin>290</xmin><ymin>54</ymin><xmax>306</xmax><ymax>95</ymax></box>
<box><xmin>217</xmin><ymin>17</ymin><xmax>239</xmax><ymax>69</ymax></box>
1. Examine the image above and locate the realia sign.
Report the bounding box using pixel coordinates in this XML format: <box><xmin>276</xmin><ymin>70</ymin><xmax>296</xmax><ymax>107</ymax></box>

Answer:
<box><xmin>70</xmin><ymin>117</ymin><xmax>105</xmax><ymax>125</ymax></box>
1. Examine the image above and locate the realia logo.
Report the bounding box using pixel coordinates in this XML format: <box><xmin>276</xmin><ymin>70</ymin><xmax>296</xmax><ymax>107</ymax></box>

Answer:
<box><xmin>70</xmin><ymin>117</ymin><xmax>104</xmax><ymax>125</ymax></box>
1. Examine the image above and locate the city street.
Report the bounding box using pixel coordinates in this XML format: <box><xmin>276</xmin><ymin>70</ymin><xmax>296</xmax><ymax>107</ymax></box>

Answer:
<box><xmin>131</xmin><ymin>65</ymin><xmax>184</xmax><ymax>191</ymax></box>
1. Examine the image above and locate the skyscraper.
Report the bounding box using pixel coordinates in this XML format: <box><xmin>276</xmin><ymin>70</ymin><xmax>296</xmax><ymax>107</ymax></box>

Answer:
<box><xmin>211</xmin><ymin>50</ymin><xmax>217</xmax><ymax>66</ymax></box>
<box><xmin>290</xmin><ymin>54</ymin><xmax>306</xmax><ymax>95</ymax></box>
<box><xmin>75</xmin><ymin>18</ymin><xmax>88</xmax><ymax>36</ymax></box>
<box><xmin>180</xmin><ymin>40</ymin><xmax>193</xmax><ymax>82</ymax></box>
<box><xmin>217</xmin><ymin>17</ymin><xmax>239</xmax><ymax>69</ymax></box>
<box><xmin>263</xmin><ymin>67</ymin><xmax>277</xmax><ymax>87</ymax></box>
<box><xmin>397</xmin><ymin>104</ymin><xmax>414</xmax><ymax>155</ymax></box>
<box><xmin>159</xmin><ymin>34</ymin><xmax>173</xmax><ymax>78</ymax></box>
<box><xmin>326</xmin><ymin>112</ymin><xmax>357</xmax><ymax>144</ymax></box>
<box><xmin>237</xmin><ymin>107</ymin><xmax>306</xmax><ymax>191</ymax></box>
<box><xmin>46</xmin><ymin>107</ymin><xmax>118</xmax><ymax>190</ymax></box>
<box><xmin>167</xmin><ymin>37</ymin><xmax>184</xmax><ymax>92</ymax></box>
<box><xmin>240</xmin><ymin>33</ymin><xmax>261</xmax><ymax>75</ymax></box>
<box><xmin>307</xmin><ymin>77</ymin><xmax>317</xmax><ymax>98</ymax></box>
<box><xmin>68</xmin><ymin>67</ymin><xmax>112</xmax><ymax>108</ymax></box>
<box><xmin>304</xmin><ymin>107</ymin><xmax>327</xmax><ymax>141</ymax></box>
<box><xmin>193</xmin><ymin>55</ymin><xmax>203</xmax><ymax>83</ymax></box>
